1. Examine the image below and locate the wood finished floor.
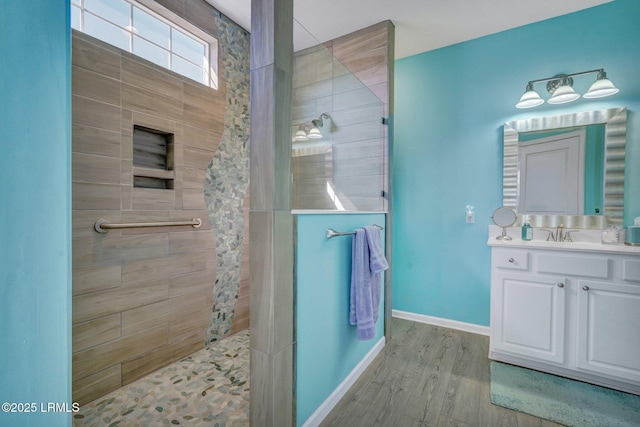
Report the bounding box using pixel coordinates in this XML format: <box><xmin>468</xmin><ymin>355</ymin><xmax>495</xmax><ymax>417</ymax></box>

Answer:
<box><xmin>320</xmin><ymin>318</ymin><xmax>564</xmax><ymax>427</ymax></box>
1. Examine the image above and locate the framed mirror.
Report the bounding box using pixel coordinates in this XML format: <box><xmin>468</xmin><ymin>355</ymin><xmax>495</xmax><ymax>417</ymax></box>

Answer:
<box><xmin>503</xmin><ymin>107</ymin><xmax>626</xmax><ymax>228</ymax></box>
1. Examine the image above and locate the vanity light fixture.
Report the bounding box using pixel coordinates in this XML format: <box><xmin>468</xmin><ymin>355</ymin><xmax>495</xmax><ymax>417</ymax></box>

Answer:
<box><xmin>516</xmin><ymin>68</ymin><xmax>619</xmax><ymax>109</ymax></box>
<box><xmin>584</xmin><ymin>70</ymin><xmax>620</xmax><ymax>98</ymax></box>
<box><xmin>293</xmin><ymin>128</ymin><xmax>309</xmax><ymax>142</ymax></box>
<box><xmin>547</xmin><ymin>75</ymin><xmax>580</xmax><ymax>104</ymax></box>
<box><xmin>516</xmin><ymin>82</ymin><xmax>545</xmax><ymax>108</ymax></box>
<box><xmin>306</xmin><ymin>125</ymin><xmax>323</xmax><ymax>139</ymax></box>
<box><xmin>292</xmin><ymin>112</ymin><xmax>332</xmax><ymax>142</ymax></box>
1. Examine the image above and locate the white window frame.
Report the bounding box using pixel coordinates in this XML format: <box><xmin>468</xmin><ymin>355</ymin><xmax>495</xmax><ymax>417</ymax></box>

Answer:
<box><xmin>72</xmin><ymin>0</ymin><xmax>218</xmax><ymax>89</ymax></box>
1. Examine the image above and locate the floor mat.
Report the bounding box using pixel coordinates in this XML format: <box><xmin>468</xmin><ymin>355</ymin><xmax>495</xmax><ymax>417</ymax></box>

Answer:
<box><xmin>490</xmin><ymin>362</ymin><xmax>640</xmax><ymax>427</ymax></box>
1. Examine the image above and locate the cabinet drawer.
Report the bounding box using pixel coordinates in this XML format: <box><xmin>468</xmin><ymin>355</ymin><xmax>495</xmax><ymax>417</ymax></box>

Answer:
<box><xmin>538</xmin><ymin>254</ymin><xmax>610</xmax><ymax>279</ymax></box>
<box><xmin>494</xmin><ymin>249</ymin><xmax>529</xmax><ymax>271</ymax></box>
<box><xmin>622</xmin><ymin>259</ymin><xmax>640</xmax><ymax>282</ymax></box>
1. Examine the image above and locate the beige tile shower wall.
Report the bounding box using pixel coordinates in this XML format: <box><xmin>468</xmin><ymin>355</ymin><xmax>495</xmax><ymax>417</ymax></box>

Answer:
<box><xmin>331</xmin><ymin>22</ymin><xmax>392</xmax><ymax>107</ymax></box>
<box><xmin>292</xmin><ymin>21</ymin><xmax>393</xmax><ymax>211</ymax></box>
<box><xmin>71</xmin><ymin>15</ymin><xmax>248</xmax><ymax>404</ymax></box>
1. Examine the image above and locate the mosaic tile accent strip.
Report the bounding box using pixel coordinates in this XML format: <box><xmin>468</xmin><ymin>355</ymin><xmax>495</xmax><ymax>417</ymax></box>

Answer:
<box><xmin>204</xmin><ymin>15</ymin><xmax>251</xmax><ymax>344</ymax></box>
<box><xmin>73</xmin><ymin>330</ymin><xmax>250</xmax><ymax>427</ymax></box>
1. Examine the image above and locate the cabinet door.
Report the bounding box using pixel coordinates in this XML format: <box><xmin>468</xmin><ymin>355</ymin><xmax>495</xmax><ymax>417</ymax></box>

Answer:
<box><xmin>492</xmin><ymin>272</ymin><xmax>567</xmax><ymax>364</ymax></box>
<box><xmin>576</xmin><ymin>280</ymin><xmax>640</xmax><ymax>382</ymax></box>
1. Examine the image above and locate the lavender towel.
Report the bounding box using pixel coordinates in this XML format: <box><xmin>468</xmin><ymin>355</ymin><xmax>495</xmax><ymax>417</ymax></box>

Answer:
<box><xmin>350</xmin><ymin>226</ymin><xmax>389</xmax><ymax>341</ymax></box>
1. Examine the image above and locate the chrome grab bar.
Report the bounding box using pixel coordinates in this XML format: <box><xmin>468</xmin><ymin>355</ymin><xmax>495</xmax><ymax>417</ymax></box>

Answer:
<box><xmin>94</xmin><ymin>218</ymin><xmax>202</xmax><ymax>233</ymax></box>
<box><xmin>326</xmin><ymin>224</ymin><xmax>383</xmax><ymax>239</ymax></box>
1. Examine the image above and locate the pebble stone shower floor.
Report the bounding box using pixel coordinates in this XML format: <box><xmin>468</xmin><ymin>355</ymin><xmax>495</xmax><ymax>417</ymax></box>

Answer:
<box><xmin>73</xmin><ymin>329</ymin><xmax>250</xmax><ymax>427</ymax></box>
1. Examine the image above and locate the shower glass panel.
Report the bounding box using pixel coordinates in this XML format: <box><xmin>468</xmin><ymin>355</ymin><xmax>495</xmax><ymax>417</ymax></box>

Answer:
<box><xmin>292</xmin><ymin>20</ymin><xmax>387</xmax><ymax>212</ymax></box>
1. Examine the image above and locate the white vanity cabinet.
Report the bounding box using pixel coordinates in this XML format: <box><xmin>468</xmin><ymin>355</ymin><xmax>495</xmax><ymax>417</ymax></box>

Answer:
<box><xmin>492</xmin><ymin>267</ymin><xmax>567</xmax><ymax>364</ymax></box>
<box><xmin>576</xmin><ymin>279</ymin><xmax>640</xmax><ymax>383</ymax></box>
<box><xmin>489</xmin><ymin>243</ymin><xmax>640</xmax><ymax>395</ymax></box>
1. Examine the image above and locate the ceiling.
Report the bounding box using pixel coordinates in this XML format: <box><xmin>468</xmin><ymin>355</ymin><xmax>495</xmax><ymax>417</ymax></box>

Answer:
<box><xmin>206</xmin><ymin>0</ymin><xmax>611</xmax><ymax>59</ymax></box>
<box><xmin>206</xmin><ymin>0</ymin><xmax>613</xmax><ymax>58</ymax></box>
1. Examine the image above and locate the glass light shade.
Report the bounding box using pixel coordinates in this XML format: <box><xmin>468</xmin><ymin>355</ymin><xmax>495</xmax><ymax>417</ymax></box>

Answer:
<box><xmin>306</xmin><ymin>126</ymin><xmax>323</xmax><ymax>139</ymax></box>
<box><xmin>548</xmin><ymin>84</ymin><xmax>580</xmax><ymax>104</ymax></box>
<box><xmin>584</xmin><ymin>77</ymin><xmax>619</xmax><ymax>98</ymax></box>
<box><xmin>293</xmin><ymin>129</ymin><xmax>308</xmax><ymax>142</ymax></box>
<box><xmin>516</xmin><ymin>89</ymin><xmax>544</xmax><ymax>109</ymax></box>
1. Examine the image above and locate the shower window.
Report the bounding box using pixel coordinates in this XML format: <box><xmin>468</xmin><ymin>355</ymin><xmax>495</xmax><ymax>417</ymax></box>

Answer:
<box><xmin>71</xmin><ymin>0</ymin><xmax>218</xmax><ymax>89</ymax></box>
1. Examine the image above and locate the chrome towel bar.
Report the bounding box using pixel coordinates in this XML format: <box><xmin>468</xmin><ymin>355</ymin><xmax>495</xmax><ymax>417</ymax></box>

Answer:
<box><xmin>94</xmin><ymin>218</ymin><xmax>202</xmax><ymax>233</ymax></box>
<box><xmin>326</xmin><ymin>224</ymin><xmax>383</xmax><ymax>239</ymax></box>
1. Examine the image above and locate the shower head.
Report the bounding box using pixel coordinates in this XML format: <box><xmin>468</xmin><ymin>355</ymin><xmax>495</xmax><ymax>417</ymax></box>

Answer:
<box><xmin>311</xmin><ymin>112</ymin><xmax>331</xmax><ymax>129</ymax></box>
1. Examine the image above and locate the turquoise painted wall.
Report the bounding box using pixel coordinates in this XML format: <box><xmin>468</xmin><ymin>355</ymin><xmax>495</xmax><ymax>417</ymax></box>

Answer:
<box><xmin>296</xmin><ymin>213</ymin><xmax>385</xmax><ymax>426</ymax></box>
<box><xmin>0</xmin><ymin>1</ymin><xmax>72</xmax><ymax>426</ymax></box>
<box><xmin>393</xmin><ymin>0</ymin><xmax>640</xmax><ymax>326</ymax></box>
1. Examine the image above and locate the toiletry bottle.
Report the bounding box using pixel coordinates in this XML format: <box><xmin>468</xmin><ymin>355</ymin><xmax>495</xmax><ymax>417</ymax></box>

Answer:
<box><xmin>522</xmin><ymin>216</ymin><xmax>533</xmax><ymax>241</ymax></box>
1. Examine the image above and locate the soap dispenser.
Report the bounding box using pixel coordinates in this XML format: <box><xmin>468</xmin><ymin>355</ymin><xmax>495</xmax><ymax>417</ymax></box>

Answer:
<box><xmin>521</xmin><ymin>215</ymin><xmax>533</xmax><ymax>241</ymax></box>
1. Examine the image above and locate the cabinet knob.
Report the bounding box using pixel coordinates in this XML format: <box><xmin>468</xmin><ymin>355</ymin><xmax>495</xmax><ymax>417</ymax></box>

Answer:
<box><xmin>557</xmin><ymin>283</ymin><xmax>564</xmax><ymax>288</ymax></box>
<box><xmin>582</xmin><ymin>285</ymin><xmax>590</xmax><ymax>291</ymax></box>
<box><xmin>508</xmin><ymin>258</ymin><xmax>515</xmax><ymax>263</ymax></box>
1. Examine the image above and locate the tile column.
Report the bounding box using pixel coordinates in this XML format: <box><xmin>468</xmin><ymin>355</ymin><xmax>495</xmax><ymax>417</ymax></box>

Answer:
<box><xmin>249</xmin><ymin>0</ymin><xmax>294</xmax><ymax>425</ymax></box>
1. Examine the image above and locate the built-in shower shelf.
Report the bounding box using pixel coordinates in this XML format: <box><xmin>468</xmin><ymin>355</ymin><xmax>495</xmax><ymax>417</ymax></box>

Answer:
<box><xmin>132</xmin><ymin>166</ymin><xmax>175</xmax><ymax>190</ymax></box>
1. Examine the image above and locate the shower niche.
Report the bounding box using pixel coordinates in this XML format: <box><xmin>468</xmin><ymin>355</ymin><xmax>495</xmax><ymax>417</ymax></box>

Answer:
<box><xmin>132</xmin><ymin>125</ymin><xmax>175</xmax><ymax>190</ymax></box>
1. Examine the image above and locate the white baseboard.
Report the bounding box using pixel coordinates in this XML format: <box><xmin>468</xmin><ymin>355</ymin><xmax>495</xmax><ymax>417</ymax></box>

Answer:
<box><xmin>301</xmin><ymin>337</ymin><xmax>386</xmax><ymax>427</ymax></box>
<box><xmin>392</xmin><ymin>310</ymin><xmax>490</xmax><ymax>336</ymax></box>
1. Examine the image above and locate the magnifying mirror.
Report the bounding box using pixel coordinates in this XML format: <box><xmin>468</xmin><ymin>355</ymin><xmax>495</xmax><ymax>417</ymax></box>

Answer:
<box><xmin>492</xmin><ymin>206</ymin><xmax>517</xmax><ymax>240</ymax></box>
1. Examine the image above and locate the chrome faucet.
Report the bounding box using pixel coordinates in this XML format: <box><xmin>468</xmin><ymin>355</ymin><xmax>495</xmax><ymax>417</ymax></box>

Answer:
<box><xmin>541</xmin><ymin>224</ymin><xmax>578</xmax><ymax>242</ymax></box>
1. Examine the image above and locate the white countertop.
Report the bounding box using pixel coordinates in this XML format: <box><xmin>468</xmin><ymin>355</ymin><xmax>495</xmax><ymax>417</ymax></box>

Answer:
<box><xmin>487</xmin><ymin>225</ymin><xmax>640</xmax><ymax>255</ymax></box>
<box><xmin>291</xmin><ymin>210</ymin><xmax>387</xmax><ymax>215</ymax></box>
